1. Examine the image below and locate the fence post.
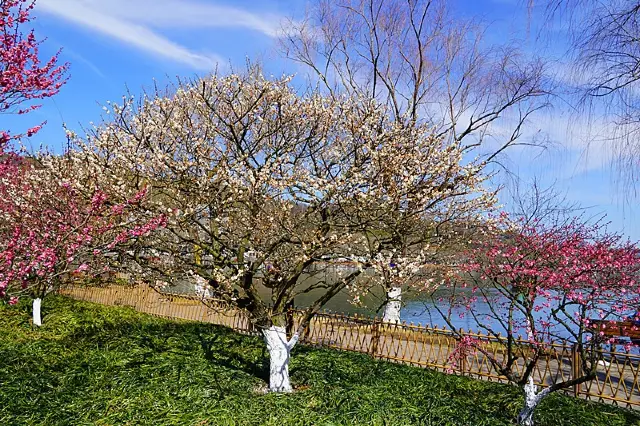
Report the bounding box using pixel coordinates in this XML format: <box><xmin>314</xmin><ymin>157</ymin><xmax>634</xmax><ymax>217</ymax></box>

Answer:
<box><xmin>302</xmin><ymin>311</ymin><xmax>312</xmax><ymax>343</ymax></box>
<box><xmin>459</xmin><ymin>328</ymin><xmax>467</xmax><ymax>374</ymax></box>
<box><xmin>370</xmin><ymin>318</ymin><xmax>381</xmax><ymax>357</ymax></box>
<box><xmin>571</xmin><ymin>342</ymin><xmax>581</xmax><ymax>397</ymax></box>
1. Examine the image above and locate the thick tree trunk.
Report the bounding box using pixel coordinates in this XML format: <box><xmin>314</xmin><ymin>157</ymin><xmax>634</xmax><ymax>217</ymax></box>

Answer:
<box><xmin>33</xmin><ymin>298</ymin><xmax>42</xmax><ymax>327</ymax></box>
<box><xmin>382</xmin><ymin>287</ymin><xmax>402</xmax><ymax>323</ymax></box>
<box><xmin>263</xmin><ymin>326</ymin><xmax>297</xmax><ymax>392</ymax></box>
<box><xmin>517</xmin><ymin>377</ymin><xmax>549</xmax><ymax>426</ymax></box>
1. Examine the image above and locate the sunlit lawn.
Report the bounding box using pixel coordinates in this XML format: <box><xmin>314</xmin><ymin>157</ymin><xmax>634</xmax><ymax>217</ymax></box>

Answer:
<box><xmin>1</xmin><ymin>296</ymin><xmax>638</xmax><ymax>425</ymax></box>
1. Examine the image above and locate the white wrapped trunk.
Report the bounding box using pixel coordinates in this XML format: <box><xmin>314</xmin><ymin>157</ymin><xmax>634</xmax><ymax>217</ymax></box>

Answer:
<box><xmin>262</xmin><ymin>326</ymin><xmax>298</xmax><ymax>392</ymax></box>
<box><xmin>517</xmin><ymin>377</ymin><xmax>549</xmax><ymax>426</ymax></box>
<box><xmin>33</xmin><ymin>298</ymin><xmax>42</xmax><ymax>327</ymax></box>
<box><xmin>382</xmin><ymin>287</ymin><xmax>402</xmax><ymax>323</ymax></box>
<box><xmin>525</xmin><ymin>317</ymin><xmax>534</xmax><ymax>341</ymax></box>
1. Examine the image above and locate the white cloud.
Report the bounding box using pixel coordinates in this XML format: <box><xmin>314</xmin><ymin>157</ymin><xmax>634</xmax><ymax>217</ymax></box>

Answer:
<box><xmin>37</xmin><ymin>0</ymin><xmax>287</xmax><ymax>70</ymax></box>
<box><xmin>98</xmin><ymin>0</ymin><xmax>284</xmax><ymax>37</ymax></box>
<box><xmin>62</xmin><ymin>48</ymin><xmax>106</xmax><ymax>78</ymax></box>
<box><xmin>527</xmin><ymin>111</ymin><xmax>621</xmax><ymax>174</ymax></box>
<box><xmin>476</xmin><ymin>105</ymin><xmax>620</xmax><ymax>177</ymax></box>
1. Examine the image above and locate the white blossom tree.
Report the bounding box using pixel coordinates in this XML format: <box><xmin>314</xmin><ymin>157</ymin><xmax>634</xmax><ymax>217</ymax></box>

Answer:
<box><xmin>66</xmin><ymin>70</ymin><xmax>494</xmax><ymax>392</ymax></box>
<box><xmin>281</xmin><ymin>0</ymin><xmax>550</xmax><ymax>321</ymax></box>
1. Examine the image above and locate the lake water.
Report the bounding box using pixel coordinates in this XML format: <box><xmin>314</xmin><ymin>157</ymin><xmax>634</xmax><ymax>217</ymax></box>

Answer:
<box><xmin>165</xmin><ymin>269</ymin><xmax>635</xmax><ymax>347</ymax></box>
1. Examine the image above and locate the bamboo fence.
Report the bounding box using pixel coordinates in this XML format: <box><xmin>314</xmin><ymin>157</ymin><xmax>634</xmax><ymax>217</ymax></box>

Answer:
<box><xmin>60</xmin><ymin>283</ymin><xmax>640</xmax><ymax>409</ymax></box>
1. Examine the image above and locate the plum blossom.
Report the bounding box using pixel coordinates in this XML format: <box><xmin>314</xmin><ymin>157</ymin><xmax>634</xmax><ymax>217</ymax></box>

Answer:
<box><xmin>0</xmin><ymin>0</ymin><xmax>68</xmax><ymax>146</ymax></box>
<box><xmin>436</xmin><ymin>213</ymin><xmax>640</xmax><ymax>425</ymax></box>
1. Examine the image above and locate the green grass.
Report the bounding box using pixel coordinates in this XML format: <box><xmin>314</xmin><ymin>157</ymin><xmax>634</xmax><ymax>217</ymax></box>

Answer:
<box><xmin>1</xmin><ymin>296</ymin><xmax>638</xmax><ymax>426</ymax></box>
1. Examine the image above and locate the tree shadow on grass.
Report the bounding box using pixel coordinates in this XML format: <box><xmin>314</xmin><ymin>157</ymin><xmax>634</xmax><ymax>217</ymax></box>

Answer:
<box><xmin>54</xmin><ymin>308</ymin><xmax>272</xmax><ymax>384</ymax></box>
<box><xmin>197</xmin><ymin>329</ymin><xmax>270</xmax><ymax>383</ymax></box>
<box><xmin>289</xmin><ymin>344</ymin><xmax>407</xmax><ymax>387</ymax></box>
<box><xmin>43</xmin><ymin>298</ymin><xmax>640</xmax><ymax>425</ymax></box>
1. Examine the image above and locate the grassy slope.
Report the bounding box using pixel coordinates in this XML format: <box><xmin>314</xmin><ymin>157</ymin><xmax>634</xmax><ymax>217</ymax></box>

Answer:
<box><xmin>0</xmin><ymin>296</ymin><xmax>638</xmax><ymax>426</ymax></box>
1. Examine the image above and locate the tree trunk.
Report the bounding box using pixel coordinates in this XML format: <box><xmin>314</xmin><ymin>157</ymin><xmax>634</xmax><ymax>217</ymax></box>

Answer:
<box><xmin>262</xmin><ymin>325</ymin><xmax>296</xmax><ymax>392</ymax></box>
<box><xmin>517</xmin><ymin>377</ymin><xmax>550</xmax><ymax>426</ymax></box>
<box><xmin>33</xmin><ymin>298</ymin><xmax>42</xmax><ymax>327</ymax></box>
<box><xmin>525</xmin><ymin>317</ymin><xmax>534</xmax><ymax>341</ymax></box>
<box><xmin>382</xmin><ymin>287</ymin><xmax>402</xmax><ymax>323</ymax></box>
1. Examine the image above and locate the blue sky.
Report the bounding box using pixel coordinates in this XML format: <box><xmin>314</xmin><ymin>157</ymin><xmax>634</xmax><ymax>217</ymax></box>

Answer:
<box><xmin>4</xmin><ymin>0</ymin><xmax>638</xmax><ymax>240</ymax></box>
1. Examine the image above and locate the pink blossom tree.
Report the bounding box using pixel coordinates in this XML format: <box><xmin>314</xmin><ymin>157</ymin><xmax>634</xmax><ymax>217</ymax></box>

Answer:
<box><xmin>0</xmin><ymin>0</ymin><xmax>68</xmax><ymax>147</ymax></box>
<box><xmin>0</xmin><ymin>0</ymin><xmax>164</xmax><ymax>325</ymax></box>
<box><xmin>0</xmin><ymin>154</ymin><xmax>165</xmax><ymax>324</ymax></box>
<box><xmin>432</xmin><ymin>214</ymin><xmax>640</xmax><ymax>425</ymax></box>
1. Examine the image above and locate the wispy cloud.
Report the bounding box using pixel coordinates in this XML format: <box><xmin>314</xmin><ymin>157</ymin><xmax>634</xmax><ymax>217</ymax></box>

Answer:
<box><xmin>37</xmin><ymin>0</ymin><xmax>287</xmax><ymax>70</ymax></box>
<box><xmin>468</xmin><ymin>106</ymin><xmax>621</xmax><ymax>182</ymax></box>
<box><xmin>63</xmin><ymin>48</ymin><xmax>106</xmax><ymax>78</ymax></box>
<box><xmin>524</xmin><ymin>110</ymin><xmax>620</xmax><ymax>175</ymax></box>
<box><xmin>98</xmin><ymin>0</ymin><xmax>285</xmax><ymax>37</ymax></box>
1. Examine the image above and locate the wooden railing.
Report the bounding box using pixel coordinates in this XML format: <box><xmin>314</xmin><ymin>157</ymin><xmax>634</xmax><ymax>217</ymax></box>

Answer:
<box><xmin>60</xmin><ymin>284</ymin><xmax>640</xmax><ymax>409</ymax></box>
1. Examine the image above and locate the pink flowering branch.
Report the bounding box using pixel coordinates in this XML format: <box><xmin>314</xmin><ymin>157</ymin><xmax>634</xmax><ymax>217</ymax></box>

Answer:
<box><xmin>0</xmin><ymin>155</ymin><xmax>165</xmax><ymax>301</ymax></box>
<box><xmin>0</xmin><ymin>0</ymin><xmax>68</xmax><ymax>148</ymax></box>
<box><xmin>429</xmin><ymin>213</ymin><xmax>640</xmax><ymax>423</ymax></box>
<box><xmin>446</xmin><ymin>335</ymin><xmax>478</xmax><ymax>374</ymax></box>
<box><xmin>0</xmin><ymin>1</ymin><xmax>153</xmax><ymax>311</ymax></box>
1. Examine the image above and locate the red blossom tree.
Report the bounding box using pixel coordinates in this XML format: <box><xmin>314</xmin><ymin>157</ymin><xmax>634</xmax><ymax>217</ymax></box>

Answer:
<box><xmin>0</xmin><ymin>154</ymin><xmax>166</xmax><ymax>324</ymax></box>
<box><xmin>0</xmin><ymin>0</ymin><xmax>68</xmax><ymax>146</ymax></box>
<box><xmin>431</xmin><ymin>214</ymin><xmax>640</xmax><ymax>425</ymax></box>
<box><xmin>0</xmin><ymin>0</ymin><xmax>163</xmax><ymax>325</ymax></box>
